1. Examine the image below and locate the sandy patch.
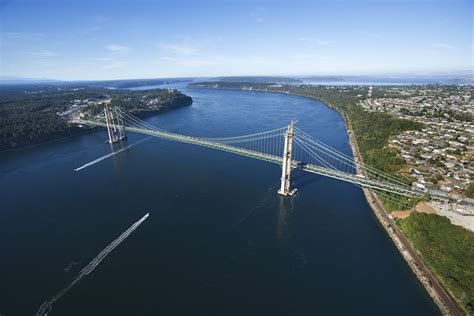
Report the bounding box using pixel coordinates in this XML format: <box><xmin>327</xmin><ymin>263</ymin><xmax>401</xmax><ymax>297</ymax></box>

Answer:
<box><xmin>391</xmin><ymin>210</ymin><xmax>413</xmax><ymax>219</ymax></box>
<box><xmin>416</xmin><ymin>201</ymin><xmax>437</xmax><ymax>214</ymax></box>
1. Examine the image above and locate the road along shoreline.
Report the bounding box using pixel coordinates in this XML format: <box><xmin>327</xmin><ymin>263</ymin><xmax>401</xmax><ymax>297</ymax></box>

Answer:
<box><xmin>342</xmin><ymin>112</ymin><xmax>464</xmax><ymax>316</ymax></box>
<box><xmin>272</xmin><ymin>89</ymin><xmax>463</xmax><ymax>315</ymax></box>
<box><xmin>187</xmin><ymin>85</ymin><xmax>464</xmax><ymax>315</ymax></box>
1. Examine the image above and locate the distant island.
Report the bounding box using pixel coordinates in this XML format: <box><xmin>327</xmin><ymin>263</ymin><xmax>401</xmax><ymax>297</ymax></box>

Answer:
<box><xmin>0</xmin><ymin>85</ymin><xmax>192</xmax><ymax>151</ymax></box>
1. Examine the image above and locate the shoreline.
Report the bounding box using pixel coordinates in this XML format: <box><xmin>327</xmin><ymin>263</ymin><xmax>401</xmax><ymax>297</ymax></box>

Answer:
<box><xmin>343</xmin><ymin>112</ymin><xmax>463</xmax><ymax>316</ymax></box>
<box><xmin>0</xmin><ymin>98</ymin><xmax>192</xmax><ymax>154</ymax></box>
<box><xmin>188</xmin><ymin>85</ymin><xmax>464</xmax><ymax>315</ymax></box>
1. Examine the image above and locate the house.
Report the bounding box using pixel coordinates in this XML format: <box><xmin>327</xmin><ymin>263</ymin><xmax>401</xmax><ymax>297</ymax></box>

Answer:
<box><xmin>413</xmin><ymin>182</ymin><xmax>426</xmax><ymax>190</ymax></box>
<box><xmin>440</xmin><ymin>184</ymin><xmax>453</xmax><ymax>192</ymax></box>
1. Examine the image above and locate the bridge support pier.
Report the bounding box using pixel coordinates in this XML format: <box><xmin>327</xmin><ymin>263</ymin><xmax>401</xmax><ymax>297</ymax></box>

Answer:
<box><xmin>278</xmin><ymin>120</ymin><xmax>297</xmax><ymax>196</ymax></box>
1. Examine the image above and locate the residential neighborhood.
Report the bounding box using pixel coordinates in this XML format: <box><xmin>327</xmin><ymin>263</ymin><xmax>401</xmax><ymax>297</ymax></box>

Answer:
<box><xmin>361</xmin><ymin>85</ymin><xmax>474</xmax><ymax>229</ymax></box>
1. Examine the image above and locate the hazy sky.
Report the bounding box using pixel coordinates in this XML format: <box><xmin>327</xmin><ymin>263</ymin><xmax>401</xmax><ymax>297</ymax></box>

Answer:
<box><xmin>0</xmin><ymin>0</ymin><xmax>472</xmax><ymax>80</ymax></box>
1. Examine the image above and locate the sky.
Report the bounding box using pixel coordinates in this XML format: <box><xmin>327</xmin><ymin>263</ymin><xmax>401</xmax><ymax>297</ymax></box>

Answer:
<box><xmin>0</xmin><ymin>0</ymin><xmax>472</xmax><ymax>80</ymax></box>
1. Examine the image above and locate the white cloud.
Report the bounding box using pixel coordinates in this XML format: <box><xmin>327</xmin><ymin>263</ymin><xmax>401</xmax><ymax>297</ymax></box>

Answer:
<box><xmin>433</xmin><ymin>42</ymin><xmax>455</xmax><ymax>50</ymax></box>
<box><xmin>105</xmin><ymin>44</ymin><xmax>130</xmax><ymax>52</ymax></box>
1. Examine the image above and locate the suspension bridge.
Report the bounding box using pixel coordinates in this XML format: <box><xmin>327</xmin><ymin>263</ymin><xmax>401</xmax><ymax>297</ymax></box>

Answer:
<box><xmin>72</xmin><ymin>105</ymin><xmax>451</xmax><ymax>203</ymax></box>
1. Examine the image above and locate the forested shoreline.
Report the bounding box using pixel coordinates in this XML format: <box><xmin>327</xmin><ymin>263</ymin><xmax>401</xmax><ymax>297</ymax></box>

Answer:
<box><xmin>189</xmin><ymin>81</ymin><xmax>474</xmax><ymax>313</ymax></box>
<box><xmin>0</xmin><ymin>85</ymin><xmax>192</xmax><ymax>151</ymax></box>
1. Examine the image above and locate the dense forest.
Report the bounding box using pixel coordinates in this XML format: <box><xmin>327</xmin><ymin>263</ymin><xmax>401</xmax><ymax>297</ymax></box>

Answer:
<box><xmin>400</xmin><ymin>212</ymin><xmax>474</xmax><ymax>314</ymax></box>
<box><xmin>0</xmin><ymin>85</ymin><xmax>192</xmax><ymax>151</ymax></box>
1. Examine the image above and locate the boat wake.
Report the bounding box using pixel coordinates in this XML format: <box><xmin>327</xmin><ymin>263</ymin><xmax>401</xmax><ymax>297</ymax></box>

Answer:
<box><xmin>74</xmin><ymin>137</ymin><xmax>151</xmax><ymax>171</ymax></box>
<box><xmin>36</xmin><ymin>213</ymin><xmax>150</xmax><ymax>316</ymax></box>
<box><xmin>63</xmin><ymin>261</ymin><xmax>81</xmax><ymax>273</ymax></box>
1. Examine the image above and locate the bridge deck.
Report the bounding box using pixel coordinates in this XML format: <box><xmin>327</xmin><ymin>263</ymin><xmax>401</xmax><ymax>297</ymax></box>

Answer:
<box><xmin>77</xmin><ymin>119</ymin><xmax>449</xmax><ymax>201</ymax></box>
<box><xmin>74</xmin><ymin>120</ymin><xmax>456</xmax><ymax>201</ymax></box>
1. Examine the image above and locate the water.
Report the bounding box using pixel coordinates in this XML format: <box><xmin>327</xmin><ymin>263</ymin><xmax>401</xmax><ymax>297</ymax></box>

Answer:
<box><xmin>0</xmin><ymin>86</ymin><xmax>439</xmax><ymax>315</ymax></box>
<box><xmin>298</xmin><ymin>76</ymin><xmax>471</xmax><ymax>86</ymax></box>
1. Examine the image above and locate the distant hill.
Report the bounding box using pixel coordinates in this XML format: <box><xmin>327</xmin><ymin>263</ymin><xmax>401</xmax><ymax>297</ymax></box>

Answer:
<box><xmin>212</xmin><ymin>76</ymin><xmax>303</xmax><ymax>84</ymax></box>
<box><xmin>297</xmin><ymin>76</ymin><xmax>346</xmax><ymax>82</ymax></box>
<box><xmin>0</xmin><ymin>77</ymin><xmax>196</xmax><ymax>89</ymax></box>
<box><xmin>76</xmin><ymin>78</ymin><xmax>194</xmax><ymax>89</ymax></box>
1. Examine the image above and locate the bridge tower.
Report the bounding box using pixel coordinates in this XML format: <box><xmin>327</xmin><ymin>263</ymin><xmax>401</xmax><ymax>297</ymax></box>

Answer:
<box><xmin>104</xmin><ymin>104</ymin><xmax>126</xmax><ymax>143</ymax></box>
<box><xmin>278</xmin><ymin>120</ymin><xmax>297</xmax><ymax>196</ymax></box>
<box><xmin>113</xmin><ymin>107</ymin><xmax>127</xmax><ymax>141</ymax></box>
